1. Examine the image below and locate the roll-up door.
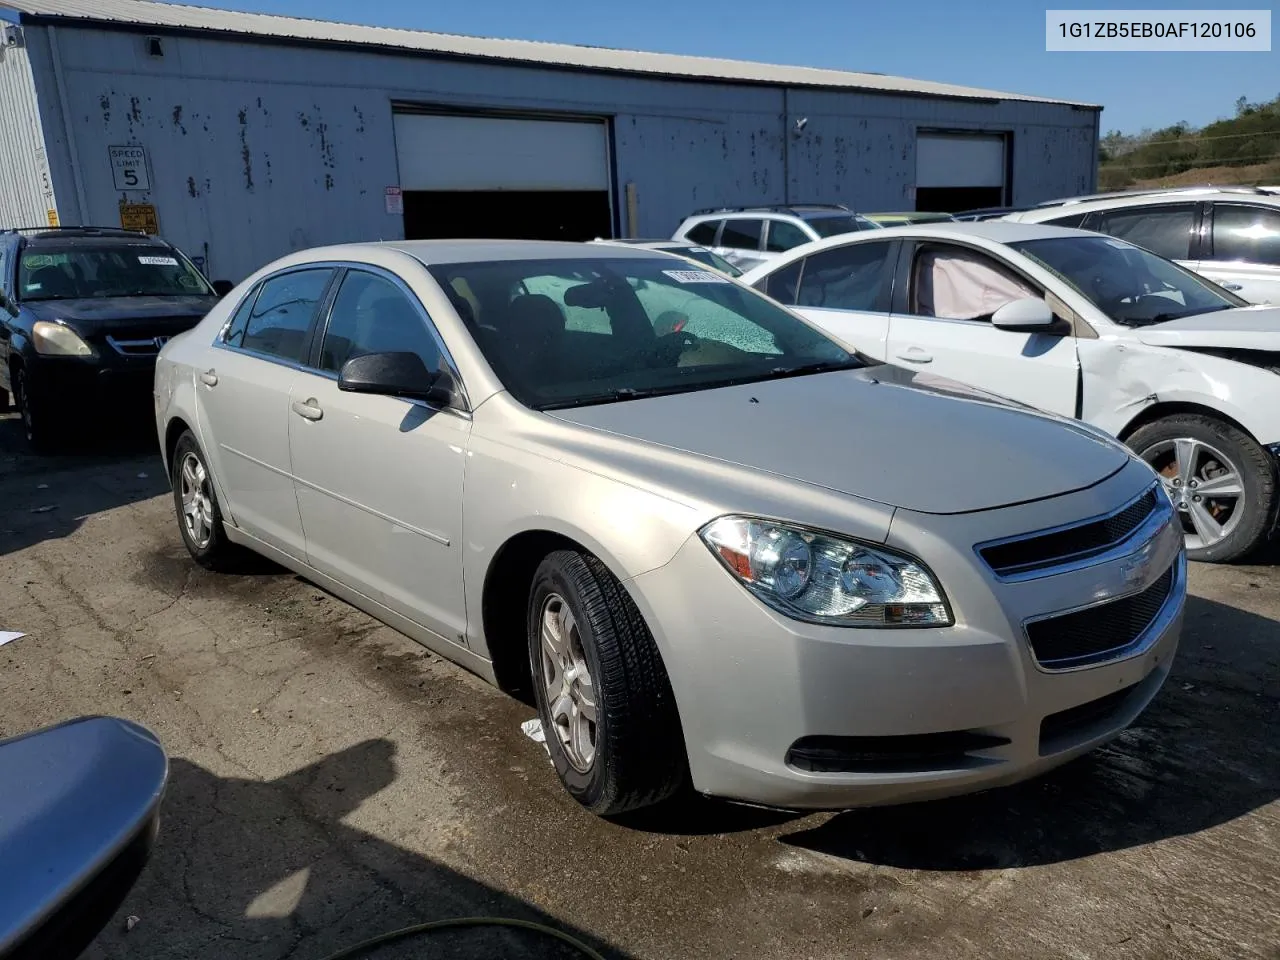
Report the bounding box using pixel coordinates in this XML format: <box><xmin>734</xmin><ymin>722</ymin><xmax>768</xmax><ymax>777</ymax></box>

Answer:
<box><xmin>915</xmin><ymin>132</ymin><xmax>1008</xmax><ymax>213</ymax></box>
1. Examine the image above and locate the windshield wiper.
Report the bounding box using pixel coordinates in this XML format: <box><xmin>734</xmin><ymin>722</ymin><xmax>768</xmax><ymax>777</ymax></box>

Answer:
<box><xmin>760</xmin><ymin>357</ymin><xmax>867</xmax><ymax>380</ymax></box>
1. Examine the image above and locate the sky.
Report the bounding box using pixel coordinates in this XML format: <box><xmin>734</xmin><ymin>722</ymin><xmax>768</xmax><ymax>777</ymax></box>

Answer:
<box><xmin>174</xmin><ymin>0</ymin><xmax>1278</xmax><ymax>133</ymax></box>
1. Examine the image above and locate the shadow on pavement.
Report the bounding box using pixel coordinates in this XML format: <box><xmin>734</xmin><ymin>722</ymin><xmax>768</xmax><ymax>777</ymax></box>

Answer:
<box><xmin>778</xmin><ymin>595</ymin><xmax>1280</xmax><ymax>870</ymax></box>
<box><xmin>0</xmin><ymin>414</ymin><xmax>168</xmax><ymax>557</ymax></box>
<box><xmin>86</xmin><ymin>739</ymin><xmax>624</xmax><ymax>960</ymax></box>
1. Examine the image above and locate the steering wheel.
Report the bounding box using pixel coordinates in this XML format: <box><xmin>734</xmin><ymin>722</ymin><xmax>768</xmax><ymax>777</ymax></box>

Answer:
<box><xmin>650</xmin><ymin>329</ymin><xmax>701</xmax><ymax>364</ymax></box>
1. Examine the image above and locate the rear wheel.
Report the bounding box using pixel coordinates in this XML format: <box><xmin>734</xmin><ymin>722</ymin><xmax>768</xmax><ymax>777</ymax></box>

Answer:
<box><xmin>527</xmin><ymin>550</ymin><xmax>687</xmax><ymax>816</ymax></box>
<box><xmin>1127</xmin><ymin>414</ymin><xmax>1275</xmax><ymax>563</ymax></box>
<box><xmin>171</xmin><ymin>430</ymin><xmax>241</xmax><ymax>570</ymax></box>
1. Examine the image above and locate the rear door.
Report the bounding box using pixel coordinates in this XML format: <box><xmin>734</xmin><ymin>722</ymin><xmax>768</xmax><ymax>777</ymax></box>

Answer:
<box><xmin>1197</xmin><ymin>202</ymin><xmax>1280</xmax><ymax>303</ymax></box>
<box><xmin>766</xmin><ymin>239</ymin><xmax>899</xmax><ymax>360</ymax></box>
<box><xmin>885</xmin><ymin>240</ymin><xmax>1079</xmax><ymax>416</ymax></box>
<box><xmin>198</xmin><ymin>267</ymin><xmax>336</xmax><ymax>559</ymax></box>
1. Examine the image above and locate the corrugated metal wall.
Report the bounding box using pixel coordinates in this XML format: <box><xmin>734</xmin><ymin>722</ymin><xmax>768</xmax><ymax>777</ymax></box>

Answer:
<box><xmin>0</xmin><ymin>28</ymin><xmax>57</xmax><ymax>228</ymax></box>
<box><xmin>24</xmin><ymin>24</ymin><xmax>1098</xmax><ymax>282</ymax></box>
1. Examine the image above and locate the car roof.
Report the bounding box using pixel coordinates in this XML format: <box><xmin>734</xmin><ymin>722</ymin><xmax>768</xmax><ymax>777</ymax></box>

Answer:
<box><xmin>1014</xmin><ymin>190</ymin><xmax>1280</xmax><ymax>220</ymax></box>
<box><xmin>370</xmin><ymin>239</ymin><xmax>686</xmax><ymax>265</ymax></box>
<box><xmin>15</xmin><ymin>229</ymin><xmax>168</xmax><ymax>248</ymax></box>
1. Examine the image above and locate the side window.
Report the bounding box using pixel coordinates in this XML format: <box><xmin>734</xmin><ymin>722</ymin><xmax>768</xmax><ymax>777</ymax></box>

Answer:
<box><xmin>766</xmin><ymin>220</ymin><xmax>810</xmax><ymax>252</ymax></box>
<box><xmin>757</xmin><ymin>258</ymin><xmax>803</xmax><ymax>305</ymax></box>
<box><xmin>911</xmin><ymin>245</ymin><xmax>1040</xmax><ymax>321</ymax></box>
<box><xmin>685</xmin><ymin>220</ymin><xmax>720</xmax><ymax>246</ymax></box>
<box><xmin>720</xmin><ymin>219</ymin><xmax>764</xmax><ymax>251</ymax></box>
<box><xmin>319</xmin><ymin>270</ymin><xmax>443</xmax><ymax>375</ymax></box>
<box><xmin>796</xmin><ymin>242</ymin><xmax>895</xmax><ymax>311</ymax></box>
<box><xmin>239</xmin><ymin>268</ymin><xmax>333</xmax><ymax>363</ymax></box>
<box><xmin>221</xmin><ymin>286</ymin><xmax>260</xmax><ymax>347</ymax></box>
<box><xmin>1093</xmin><ymin>204</ymin><xmax>1196</xmax><ymax>260</ymax></box>
<box><xmin>1043</xmin><ymin>212</ymin><xmax>1089</xmax><ymax>229</ymax></box>
<box><xmin>1211</xmin><ymin>205</ymin><xmax>1280</xmax><ymax>265</ymax></box>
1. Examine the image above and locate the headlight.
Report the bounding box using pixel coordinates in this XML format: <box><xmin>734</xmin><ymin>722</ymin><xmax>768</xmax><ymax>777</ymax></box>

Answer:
<box><xmin>700</xmin><ymin>516</ymin><xmax>952</xmax><ymax>627</ymax></box>
<box><xmin>32</xmin><ymin>321</ymin><xmax>92</xmax><ymax>357</ymax></box>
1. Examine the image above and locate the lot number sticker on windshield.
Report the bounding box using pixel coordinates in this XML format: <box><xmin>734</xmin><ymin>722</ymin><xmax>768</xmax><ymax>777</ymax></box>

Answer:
<box><xmin>139</xmin><ymin>255</ymin><xmax>178</xmax><ymax>266</ymax></box>
<box><xmin>663</xmin><ymin>269</ymin><xmax>728</xmax><ymax>284</ymax></box>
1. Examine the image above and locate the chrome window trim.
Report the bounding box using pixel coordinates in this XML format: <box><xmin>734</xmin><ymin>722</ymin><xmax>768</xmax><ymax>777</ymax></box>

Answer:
<box><xmin>975</xmin><ymin>482</ymin><xmax>1165</xmax><ymax>582</ymax></box>
<box><xmin>1022</xmin><ymin>550</ymin><xmax>1186</xmax><ymax>673</ymax></box>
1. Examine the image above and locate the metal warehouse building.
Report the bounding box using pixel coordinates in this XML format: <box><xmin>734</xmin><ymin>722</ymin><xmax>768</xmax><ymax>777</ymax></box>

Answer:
<box><xmin>0</xmin><ymin>0</ymin><xmax>1100</xmax><ymax>282</ymax></box>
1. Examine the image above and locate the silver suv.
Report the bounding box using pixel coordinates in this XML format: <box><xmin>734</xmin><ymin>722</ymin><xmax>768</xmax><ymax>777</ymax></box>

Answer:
<box><xmin>1008</xmin><ymin>187</ymin><xmax>1280</xmax><ymax>304</ymax></box>
<box><xmin>673</xmin><ymin>204</ymin><xmax>879</xmax><ymax>271</ymax></box>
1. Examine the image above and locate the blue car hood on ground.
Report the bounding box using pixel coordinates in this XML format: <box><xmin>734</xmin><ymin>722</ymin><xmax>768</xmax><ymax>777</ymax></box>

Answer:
<box><xmin>549</xmin><ymin>363</ymin><xmax>1131</xmax><ymax>515</ymax></box>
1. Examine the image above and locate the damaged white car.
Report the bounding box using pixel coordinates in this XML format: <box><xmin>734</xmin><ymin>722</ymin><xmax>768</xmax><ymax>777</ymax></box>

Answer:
<box><xmin>742</xmin><ymin>222</ymin><xmax>1280</xmax><ymax>562</ymax></box>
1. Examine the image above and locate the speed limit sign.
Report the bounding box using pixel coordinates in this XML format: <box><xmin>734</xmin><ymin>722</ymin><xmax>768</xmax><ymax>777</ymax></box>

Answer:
<box><xmin>109</xmin><ymin>145</ymin><xmax>151</xmax><ymax>191</ymax></box>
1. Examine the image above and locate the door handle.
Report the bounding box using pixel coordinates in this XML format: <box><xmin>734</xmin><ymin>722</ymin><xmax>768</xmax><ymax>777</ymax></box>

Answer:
<box><xmin>1221</xmin><ymin>282</ymin><xmax>1243</xmax><ymax>291</ymax></box>
<box><xmin>199</xmin><ymin>369</ymin><xmax>218</xmax><ymax>387</ymax></box>
<box><xmin>291</xmin><ymin>398</ymin><xmax>323</xmax><ymax>422</ymax></box>
<box><xmin>895</xmin><ymin>349</ymin><xmax>933</xmax><ymax>364</ymax></box>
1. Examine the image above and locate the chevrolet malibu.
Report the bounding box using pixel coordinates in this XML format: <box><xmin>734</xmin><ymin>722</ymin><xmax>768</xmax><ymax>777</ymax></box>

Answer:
<box><xmin>154</xmin><ymin>241</ymin><xmax>1186</xmax><ymax>816</ymax></box>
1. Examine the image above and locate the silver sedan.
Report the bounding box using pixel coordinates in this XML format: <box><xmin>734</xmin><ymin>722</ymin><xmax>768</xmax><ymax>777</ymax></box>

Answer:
<box><xmin>154</xmin><ymin>240</ymin><xmax>1186</xmax><ymax>815</ymax></box>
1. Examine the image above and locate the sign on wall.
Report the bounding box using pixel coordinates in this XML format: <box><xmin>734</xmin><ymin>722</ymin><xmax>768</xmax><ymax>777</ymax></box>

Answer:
<box><xmin>109</xmin><ymin>145</ymin><xmax>151</xmax><ymax>191</ymax></box>
<box><xmin>384</xmin><ymin>186</ymin><xmax>403</xmax><ymax>215</ymax></box>
<box><xmin>119</xmin><ymin>203</ymin><xmax>159</xmax><ymax>234</ymax></box>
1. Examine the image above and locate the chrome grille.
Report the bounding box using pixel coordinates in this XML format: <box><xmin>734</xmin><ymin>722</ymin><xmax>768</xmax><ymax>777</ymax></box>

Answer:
<box><xmin>1026</xmin><ymin>563</ymin><xmax>1175</xmax><ymax>670</ymax></box>
<box><xmin>978</xmin><ymin>486</ymin><xmax>1160</xmax><ymax>579</ymax></box>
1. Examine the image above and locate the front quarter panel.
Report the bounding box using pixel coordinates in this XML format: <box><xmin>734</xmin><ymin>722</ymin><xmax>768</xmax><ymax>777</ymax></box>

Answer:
<box><xmin>1079</xmin><ymin>337</ymin><xmax>1280</xmax><ymax>445</ymax></box>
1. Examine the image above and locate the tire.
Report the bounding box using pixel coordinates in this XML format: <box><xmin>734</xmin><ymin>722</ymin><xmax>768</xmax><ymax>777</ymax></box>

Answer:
<box><xmin>13</xmin><ymin>365</ymin><xmax>60</xmax><ymax>454</ymax></box>
<box><xmin>1127</xmin><ymin>414</ymin><xmax>1276</xmax><ymax>563</ymax></box>
<box><xmin>171</xmin><ymin>430</ymin><xmax>241</xmax><ymax>571</ymax></box>
<box><xmin>0</xmin><ymin>387</ymin><xmax>10</xmax><ymax>413</ymax></box>
<box><xmin>527</xmin><ymin>550</ymin><xmax>687</xmax><ymax>816</ymax></box>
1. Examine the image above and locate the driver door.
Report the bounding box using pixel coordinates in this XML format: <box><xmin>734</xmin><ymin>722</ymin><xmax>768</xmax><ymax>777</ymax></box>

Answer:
<box><xmin>886</xmin><ymin>241</ymin><xmax>1080</xmax><ymax>417</ymax></box>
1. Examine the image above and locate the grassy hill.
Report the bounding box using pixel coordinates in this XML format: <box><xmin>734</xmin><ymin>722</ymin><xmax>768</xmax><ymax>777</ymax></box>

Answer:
<box><xmin>1098</xmin><ymin>94</ymin><xmax>1280</xmax><ymax>191</ymax></box>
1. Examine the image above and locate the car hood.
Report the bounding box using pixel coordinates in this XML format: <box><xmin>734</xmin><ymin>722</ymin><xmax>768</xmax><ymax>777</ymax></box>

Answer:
<box><xmin>1134</xmin><ymin>305</ymin><xmax>1280</xmax><ymax>350</ymax></box>
<box><xmin>547</xmin><ymin>364</ymin><xmax>1130</xmax><ymax>515</ymax></box>
<box><xmin>24</xmin><ymin>296</ymin><xmax>218</xmax><ymax>336</ymax></box>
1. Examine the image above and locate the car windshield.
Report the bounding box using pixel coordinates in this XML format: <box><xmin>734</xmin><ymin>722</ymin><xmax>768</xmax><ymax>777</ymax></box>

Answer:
<box><xmin>669</xmin><ymin>246</ymin><xmax>743</xmax><ymax>277</ymax></box>
<box><xmin>806</xmin><ymin>215</ymin><xmax>875</xmax><ymax>238</ymax></box>
<box><xmin>17</xmin><ymin>244</ymin><xmax>214</xmax><ymax>301</ymax></box>
<box><xmin>428</xmin><ymin>257</ymin><xmax>864</xmax><ymax>410</ymax></box>
<box><xmin>1008</xmin><ymin>236</ymin><xmax>1246</xmax><ymax>326</ymax></box>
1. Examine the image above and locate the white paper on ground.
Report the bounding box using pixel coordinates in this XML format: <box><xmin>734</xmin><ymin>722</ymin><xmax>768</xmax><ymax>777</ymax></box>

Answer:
<box><xmin>0</xmin><ymin>632</ymin><xmax>25</xmax><ymax>647</ymax></box>
<box><xmin>520</xmin><ymin>718</ymin><xmax>551</xmax><ymax>759</ymax></box>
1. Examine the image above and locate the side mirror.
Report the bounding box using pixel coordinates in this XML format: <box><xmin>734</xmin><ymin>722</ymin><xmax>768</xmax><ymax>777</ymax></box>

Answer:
<box><xmin>338</xmin><ymin>351</ymin><xmax>458</xmax><ymax>407</ymax></box>
<box><xmin>991</xmin><ymin>298</ymin><xmax>1060</xmax><ymax>333</ymax></box>
<box><xmin>0</xmin><ymin>717</ymin><xmax>167</xmax><ymax>960</ymax></box>
<box><xmin>211</xmin><ymin>280</ymin><xmax>234</xmax><ymax>298</ymax></box>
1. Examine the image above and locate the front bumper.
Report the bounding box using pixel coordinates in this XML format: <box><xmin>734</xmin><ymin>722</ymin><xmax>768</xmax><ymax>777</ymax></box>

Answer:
<box><xmin>24</xmin><ymin>353</ymin><xmax>156</xmax><ymax>418</ymax></box>
<box><xmin>627</xmin><ymin>461</ymin><xmax>1186</xmax><ymax>810</ymax></box>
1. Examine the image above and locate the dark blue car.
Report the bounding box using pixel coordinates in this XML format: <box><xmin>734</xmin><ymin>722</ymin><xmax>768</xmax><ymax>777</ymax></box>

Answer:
<box><xmin>0</xmin><ymin>227</ymin><xmax>228</xmax><ymax>451</ymax></box>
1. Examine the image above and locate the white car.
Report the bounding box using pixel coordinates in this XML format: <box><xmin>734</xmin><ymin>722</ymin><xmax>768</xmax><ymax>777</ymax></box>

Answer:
<box><xmin>741</xmin><ymin>221</ymin><xmax>1280</xmax><ymax>562</ymax></box>
<box><xmin>672</xmin><ymin>205</ymin><xmax>880</xmax><ymax>271</ymax></box>
<box><xmin>1007</xmin><ymin>188</ymin><xmax>1280</xmax><ymax>305</ymax></box>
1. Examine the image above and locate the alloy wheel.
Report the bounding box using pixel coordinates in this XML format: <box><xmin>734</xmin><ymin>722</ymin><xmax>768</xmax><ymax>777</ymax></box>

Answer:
<box><xmin>1142</xmin><ymin>436</ymin><xmax>1245</xmax><ymax>551</ymax></box>
<box><xmin>179</xmin><ymin>452</ymin><xmax>215</xmax><ymax>550</ymax></box>
<box><xmin>539</xmin><ymin>593</ymin><xmax>598</xmax><ymax>773</ymax></box>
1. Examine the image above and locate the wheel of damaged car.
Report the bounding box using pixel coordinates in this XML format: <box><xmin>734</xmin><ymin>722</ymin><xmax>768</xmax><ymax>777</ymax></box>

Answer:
<box><xmin>527</xmin><ymin>550</ymin><xmax>687</xmax><ymax>815</ymax></box>
<box><xmin>171</xmin><ymin>430</ymin><xmax>241</xmax><ymax>571</ymax></box>
<box><xmin>1127</xmin><ymin>414</ymin><xmax>1276</xmax><ymax>563</ymax></box>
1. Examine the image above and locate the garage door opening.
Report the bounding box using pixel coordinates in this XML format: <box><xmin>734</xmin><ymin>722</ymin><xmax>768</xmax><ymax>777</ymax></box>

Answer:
<box><xmin>403</xmin><ymin>191</ymin><xmax>611</xmax><ymax>241</ymax></box>
<box><xmin>915</xmin><ymin>132</ymin><xmax>1009</xmax><ymax>213</ymax></box>
<box><xmin>393</xmin><ymin>111</ymin><xmax>614</xmax><ymax>242</ymax></box>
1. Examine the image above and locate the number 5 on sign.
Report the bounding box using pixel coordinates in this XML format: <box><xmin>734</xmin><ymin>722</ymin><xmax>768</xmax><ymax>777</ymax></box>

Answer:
<box><xmin>109</xmin><ymin>145</ymin><xmax>151</xmax><ymax>192</ymax></box>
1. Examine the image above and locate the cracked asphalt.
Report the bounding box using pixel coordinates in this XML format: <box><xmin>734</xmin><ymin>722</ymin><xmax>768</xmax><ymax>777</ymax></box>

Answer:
<box><xmin>1</xmin><ymin>412</ymin><xmax>1278</xmax><ymax>960</ymax></box>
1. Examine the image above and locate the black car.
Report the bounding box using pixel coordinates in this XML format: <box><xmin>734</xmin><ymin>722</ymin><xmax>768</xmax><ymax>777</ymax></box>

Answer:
<box><xmin>0</xmin><ymin>227</ymin><xmax>230</xmax><ymax>450</ymax></box>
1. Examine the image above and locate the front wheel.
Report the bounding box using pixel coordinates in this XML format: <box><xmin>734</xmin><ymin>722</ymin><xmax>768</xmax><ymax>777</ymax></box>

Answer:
<box><xmin>527</xmin><ymin>550</ymin><xmax>687</xmax><ymax>816</ymax></box>
<box><xmin>1127</xmin><ymin>414</ymin><xmax>1276</xmax><ymax>563</ymax></box>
